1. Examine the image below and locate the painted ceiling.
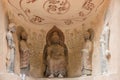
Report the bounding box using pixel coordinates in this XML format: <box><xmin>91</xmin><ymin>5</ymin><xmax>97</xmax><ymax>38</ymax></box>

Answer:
<box><xmin>4</xmin><ymin>0</ymin><xmax>109</xmax><ymax>26</ymax></box>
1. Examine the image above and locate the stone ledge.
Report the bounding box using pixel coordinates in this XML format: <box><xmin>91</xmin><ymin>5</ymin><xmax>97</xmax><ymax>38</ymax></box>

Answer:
<box><xmin>26</xmin><ymin>76</ymin><xmax>93</xmax><ymax>80</ymax></box>
<box><xmin>0</xmin><ymin>73</ymin><xmax>119</xmax><ymax>80</ymax></box>
<box><xmin>0</xmin><ymin>73</ymin><xmax>21</xmax><ymax>80</ymax></box>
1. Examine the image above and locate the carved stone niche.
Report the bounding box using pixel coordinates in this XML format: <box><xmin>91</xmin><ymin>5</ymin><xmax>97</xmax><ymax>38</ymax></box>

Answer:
<box><xmin>81</xmin><ymin>28</ymin><xmax>94</xmax><ymax>76</ymax></box>
<box><xmin>43</xmin><ymin>26</ymin><xmax>68</xmax><ymax>78</ymax></box>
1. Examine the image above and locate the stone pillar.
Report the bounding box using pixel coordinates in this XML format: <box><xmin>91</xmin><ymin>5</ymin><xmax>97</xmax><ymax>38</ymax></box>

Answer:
<box><xmin>0</xmin><ymin>1</ymin><xmax>8</xmax><ymax>73</ymax></box>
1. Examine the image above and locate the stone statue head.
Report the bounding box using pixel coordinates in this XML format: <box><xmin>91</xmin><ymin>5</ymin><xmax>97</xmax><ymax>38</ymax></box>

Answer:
<box><xmin>8</xmin><ymin>23</ymin><xmax>16</xmax><ymax>33</ymax></box>
<box><xmin>46</xmin><ymin>26</ymin><xmax>65</xmax><ymax>46</ymax></box>
<box><xmin>51</xmin><ymin>31</ymin><xmax>60</xmax><ymax>44</ymax></box>
<box><xmin>84</xmin><ymin>31</ymin><xmax>90</xmax><ymax>41</ymax></box>
<box><xmin>21</xmin><ymin>31</ymin><xmax>28</xmax><ymax>41</ymax></box>
<box><xmin>87</xmin><ymin>28</ymin><xmax>94</xmax><ymax>41</ymax></box>
<box><xmin>84</xmin><ymin>28</ymin><xmax>94</xmax><ymax>41</ymax></box>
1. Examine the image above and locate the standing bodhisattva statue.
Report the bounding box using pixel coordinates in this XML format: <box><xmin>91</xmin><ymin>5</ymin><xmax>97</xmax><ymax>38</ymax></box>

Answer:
<box><xmin>6</xmin><ymin>23</ymin><xmax>16</xmax><ymax>73</ymax></box>
<box><xmin>100</xmin><ymin>23</ymin><xmax>111</xmax><ymax>74</ymax></box>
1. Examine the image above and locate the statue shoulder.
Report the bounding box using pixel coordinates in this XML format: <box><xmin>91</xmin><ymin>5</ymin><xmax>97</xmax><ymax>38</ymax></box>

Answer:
<box><xmin>6</xmin><ymin>32</ymin><xmax>12</xmax><ymax>39</ymax></box>
<box><xmin>20</xmin><ymin>40</ymin><xmax>27</xmax><ymax>47</ymax></box>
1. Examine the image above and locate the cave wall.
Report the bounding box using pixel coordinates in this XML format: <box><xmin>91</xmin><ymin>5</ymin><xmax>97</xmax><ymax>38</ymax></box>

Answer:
<box><xmin>0</xmin><ymin>0</ymin><xmax>111</xmax><ymax>78</ymax></box>
<box><xmin>0</xmin><ymin>1</ymin><xmax>7</xmax><ymax>73</ymax></box>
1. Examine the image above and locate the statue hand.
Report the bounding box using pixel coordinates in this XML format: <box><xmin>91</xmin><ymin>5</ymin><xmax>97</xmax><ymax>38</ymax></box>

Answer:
<box><xmin>12</xmin><ymin>44</ymin><xmax>16</xmax><ymax>48</ymax></box>
<box><xmin>105</xmin><ymin>50</ymin><xmax>111</xmax><ymax>60</ymax></box>
<box><xmin>6</xmin><ymin>52</ymin><xmax>10</xmax><ymax>62</ymax></box>
<box><xmin>9</xmin><ymin>43</ymin><xmax>15</xmax><ymax>48</ymax></box>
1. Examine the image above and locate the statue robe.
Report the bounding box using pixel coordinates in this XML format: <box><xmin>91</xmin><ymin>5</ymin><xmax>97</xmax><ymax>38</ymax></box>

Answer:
<box><xmin>19</xmin><ymin>40</ymin><xmax>30</xmax><ymax>69</ymax></box>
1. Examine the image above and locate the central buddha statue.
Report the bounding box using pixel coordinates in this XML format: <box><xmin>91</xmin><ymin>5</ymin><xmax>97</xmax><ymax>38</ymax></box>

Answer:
<box><xmin>43</xmin><ymin>26</ymin><xmax>68</xmax><ymax>78</ymax></box>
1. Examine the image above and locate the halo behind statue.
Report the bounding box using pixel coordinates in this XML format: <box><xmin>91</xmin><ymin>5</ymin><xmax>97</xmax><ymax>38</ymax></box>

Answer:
<box><xmin>46</xmin><ymin>26</ymin><xmax>65</xmax><ymax>45</ymax></box>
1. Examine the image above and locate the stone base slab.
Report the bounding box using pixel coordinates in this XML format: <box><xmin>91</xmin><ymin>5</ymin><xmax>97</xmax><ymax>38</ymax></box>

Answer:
<box><xmin>0</xmin><ymin>73</ymin><xmax>119</xmax><ymax>80</ymax></box>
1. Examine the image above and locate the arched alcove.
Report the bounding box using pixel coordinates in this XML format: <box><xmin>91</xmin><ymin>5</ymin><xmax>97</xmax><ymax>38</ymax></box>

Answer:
<box><xmin>1</xmin><ymin>0</ymin><xmax>120</xmax><ymax>80</ymax></box>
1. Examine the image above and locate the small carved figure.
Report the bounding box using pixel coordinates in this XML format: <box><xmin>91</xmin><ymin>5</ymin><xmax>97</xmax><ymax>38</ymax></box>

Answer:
<box><xmin>100</xmin><ymin>23</ymin><xmax>111</xmax><ymax>74</ymax></box>
<box><xmin>6</xmin><ymin>23</ymin><xmax>16</xmax><ymax>73</ymax></box>
<box><xmin>19</xmin><ymin>31</ymin><xmax>30</xmax><ymax>79</ymax></box>
<box><xmin>43</xmin><ymin>26</ymin><xmax>68</xmax><ymax>78</ymax></box>
<box><xmin>81</xmin><ymin>28</ymin><xmax>94</xmax><ymax>76</ymax></box>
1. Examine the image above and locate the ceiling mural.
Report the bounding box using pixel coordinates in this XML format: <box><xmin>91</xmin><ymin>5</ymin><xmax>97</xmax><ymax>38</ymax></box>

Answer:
<box><xmin>7</xmin><ymin>0</ymin><xmax>106</xmax><ymax>25</ymax></box>
<box><xmin>43</xmin><ymin>0</ymin><xmax>70</xmax><ymax>15</ymax></box>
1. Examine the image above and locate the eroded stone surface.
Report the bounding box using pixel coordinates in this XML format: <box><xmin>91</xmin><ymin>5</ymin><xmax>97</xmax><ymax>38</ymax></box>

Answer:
<box><xmin>0</xmin><ymin>73</ymin><xmax>20</xmax><ymax>80</ymax></box>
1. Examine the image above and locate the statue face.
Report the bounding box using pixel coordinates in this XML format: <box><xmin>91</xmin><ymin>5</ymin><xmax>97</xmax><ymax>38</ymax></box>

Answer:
<box><xmin>9</xmin><ymin>27</ymin><xmax>16</xmax><ymax>33</ymax></box>
<box><xmin>87</xmin><ymin>28</ymin><xmax>94</xmax><ymax>41</ymax></box>
<box><xmin>12</xmin><ymin>28</ymin><xmax>16</xmax><ymax>33</ymax></box>
<box><xmin>84</xmin><ymin>32</ymin><xmax>90</xmax><ymax>40</ymax></box>
<box><xmin>51</xmin><ymin>32</ymin><xmax>60</xmax><ymax>44</ymax></box>
<box><xmin>9</xmin><ymin>23</ymin><xmax>16</xmax><ymax>33</ymax></box>
<box><xmin>21</xmin><ymin>32</ymin><xmax>28</xmax><ymax>40</ymax></box>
